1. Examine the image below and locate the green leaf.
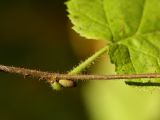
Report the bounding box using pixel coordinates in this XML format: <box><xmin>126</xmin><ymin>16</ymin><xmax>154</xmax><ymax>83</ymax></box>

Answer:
<box><xmin>67</xmin><ymin>0</ymin><xmax>160</xmax><ymax>86</ymax></box>
<box><xmin>66</xmin><ymin>0</ymin><xmax>113</xmax><ymax>40</ymax></box>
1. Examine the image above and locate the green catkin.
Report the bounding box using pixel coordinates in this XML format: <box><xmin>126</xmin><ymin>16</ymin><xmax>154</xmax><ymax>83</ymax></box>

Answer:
<box><xmin>59</xmin><ymin>79</ymin><xmax>76</xmax><ymax>88</ymax></box>
<box><xmin>51</xmin><ymin>82</ymin><xmax>63</xmax><ymax>91</ymax></box>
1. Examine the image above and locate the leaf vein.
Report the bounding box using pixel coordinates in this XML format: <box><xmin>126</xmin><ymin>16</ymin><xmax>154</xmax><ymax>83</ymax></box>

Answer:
<box><xmin>101</xmin><ymin>0</ymin><xmax>114</xmax><ymax>40</ymax></box>
<box><xmin>135</xmin><ymin>0</ymin><xmax>147</xmax><ymax>34</ymax></box>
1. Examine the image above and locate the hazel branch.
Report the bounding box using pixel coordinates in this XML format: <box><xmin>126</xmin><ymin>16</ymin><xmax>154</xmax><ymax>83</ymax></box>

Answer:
<box><xmin>1</xmin><ymin>64</ymin><xmax>160</xmax><ymax>82</ymax></box>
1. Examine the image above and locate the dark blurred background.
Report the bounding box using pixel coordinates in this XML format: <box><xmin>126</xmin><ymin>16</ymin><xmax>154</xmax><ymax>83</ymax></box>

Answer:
<box><xmin>1</xmin><ymin>1</ymin><xmax>160</xmax><ymax>120</ymax></box>
<box><xmin>0</xmin><ymin>0</ymin><xmax>90</xmax><ymax>120</ymax></box>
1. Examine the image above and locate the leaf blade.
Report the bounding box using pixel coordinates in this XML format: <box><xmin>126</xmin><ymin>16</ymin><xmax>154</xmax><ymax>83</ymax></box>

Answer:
<box><xmin>67</xmin><ymin>0</ymin><xmax>113</xmax><ymax>40</ymax></box>
<box><xmin>67</xmin><ymin>0</ymin><xmax>160</xmax><ymax>86</ymax></box>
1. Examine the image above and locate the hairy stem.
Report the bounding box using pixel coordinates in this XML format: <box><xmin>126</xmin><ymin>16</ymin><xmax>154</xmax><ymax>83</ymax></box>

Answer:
<box><xmin>69</xmin><ymin>46</ymin><xmax>109</xmax><ymax>75</ymax></box>
<box><xmin>1</xmin><ymin>64</ymin><xmax>160</xmax><ymax>81</ymax></box>
<box><xmin>0</xmin><ymin>65</ymin><xmax>54</xmax><ymax>82</ymax></box>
